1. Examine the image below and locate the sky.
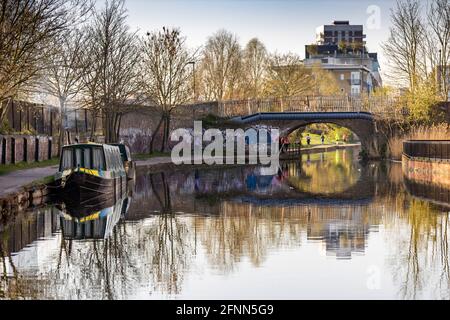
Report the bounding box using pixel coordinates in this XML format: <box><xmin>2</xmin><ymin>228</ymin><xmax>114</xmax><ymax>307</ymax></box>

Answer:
<box><xmin>124</xmin><ymin>0</ymin><xmax>397</xmax><ymax>80</ymax></box>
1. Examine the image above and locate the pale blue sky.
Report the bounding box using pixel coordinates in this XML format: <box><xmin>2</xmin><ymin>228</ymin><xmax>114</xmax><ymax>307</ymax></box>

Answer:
<box><xmin>124</xmin><ymin>0</ymin><xmax>397</xmax><ymax>77</ymax></box>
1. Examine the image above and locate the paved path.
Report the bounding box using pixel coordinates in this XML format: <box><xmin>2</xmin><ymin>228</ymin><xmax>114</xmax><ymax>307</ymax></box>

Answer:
<box><xmin>0</xmin><ymin>165</ymin><xmax>59</xmax><ymax>197</ymax></box>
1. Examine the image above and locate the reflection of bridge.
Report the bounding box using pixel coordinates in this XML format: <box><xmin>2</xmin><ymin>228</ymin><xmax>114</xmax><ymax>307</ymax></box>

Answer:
<box><xmin>130</xmin><ymin>160</ymin><xmax>375</xmax><ymax>214</ymax></box>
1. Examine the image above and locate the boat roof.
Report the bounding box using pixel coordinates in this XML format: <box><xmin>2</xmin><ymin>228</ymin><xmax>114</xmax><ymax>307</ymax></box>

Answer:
<box><xmin>62</xmin><ymin>143</ymin><xmax>116</xmax><ymax>149</ymax></box>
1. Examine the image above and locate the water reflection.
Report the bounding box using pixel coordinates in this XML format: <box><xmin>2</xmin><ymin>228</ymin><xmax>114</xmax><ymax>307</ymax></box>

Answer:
<box><xmin>1</xmin><ymin>149</ymin><xmax>450</xmax><ymax>299</ymax></box>
<box><xmin>58</xmin><ymin>197</ymin><xmax>130</xmax><ymax>240</ymax></box>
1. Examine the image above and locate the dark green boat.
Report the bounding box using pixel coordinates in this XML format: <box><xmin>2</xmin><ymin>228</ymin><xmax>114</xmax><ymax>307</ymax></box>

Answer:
<box><xmin>55</xmin><ymin>143</ymin><xmax>127</xmax><ymax>204</ymax></box>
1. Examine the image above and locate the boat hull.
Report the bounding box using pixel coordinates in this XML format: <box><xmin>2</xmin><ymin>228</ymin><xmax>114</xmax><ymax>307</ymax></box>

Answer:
<box><xmin>56</xmin><ymin>172</ymin><xmax>127</xmax><ymax>205</ymax></box>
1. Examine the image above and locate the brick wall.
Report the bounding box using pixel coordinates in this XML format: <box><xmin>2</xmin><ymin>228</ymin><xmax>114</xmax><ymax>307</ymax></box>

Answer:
<box><xmin>0</xmin><ymin>135</ymin><xmax>57</xmax><ymax>165</ymax></box>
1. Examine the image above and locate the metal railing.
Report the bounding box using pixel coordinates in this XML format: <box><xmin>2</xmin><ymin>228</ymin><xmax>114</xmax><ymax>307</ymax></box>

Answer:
<box><xmin>404</xmin><ymin>140</ymin><xmax>450</xmax><ymax>161</ymax></box>
<box><xmin>218</xmin><ymin>95</ymin><xmax>403</xmax><ymax>118</ymax></box>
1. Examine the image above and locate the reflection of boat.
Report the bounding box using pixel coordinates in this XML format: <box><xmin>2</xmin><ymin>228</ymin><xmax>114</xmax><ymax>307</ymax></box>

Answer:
<box><xmin>57</xmin><ymin>197</ymin><xmax>130</xmax><ymax>240</ymax></box>
<box><xmin>54</xmin><ymin>144</ymin><xmax>127</xmax><ymax>204</ymax></box>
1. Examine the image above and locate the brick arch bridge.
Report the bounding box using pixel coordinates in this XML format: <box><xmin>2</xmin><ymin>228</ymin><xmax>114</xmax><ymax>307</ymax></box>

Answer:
<box><xmin>213</xmin><ymin>95</ymin><xmax>404</xmax><ymax>159</ymax></box>
<box><xmin>229</xmin><ymin>112</ymin><xmax>381</xmax><ymax>158</ymax></box>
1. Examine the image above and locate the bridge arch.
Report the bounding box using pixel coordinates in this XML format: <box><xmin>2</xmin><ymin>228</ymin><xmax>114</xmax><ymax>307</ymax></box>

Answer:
<box><xmin>229</xmin><ymin>112</ymin><xmax>382</xmax><ymax>158</ymax></box>
<box><xmin>283</xmin><ymin>120</ymin><xmax>369</xmax><ymax>154</ymax></box>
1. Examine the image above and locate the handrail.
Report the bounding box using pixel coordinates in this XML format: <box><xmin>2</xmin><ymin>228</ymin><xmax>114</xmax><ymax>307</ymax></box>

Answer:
<box><xmin>217</xmin><ymin>95</ymin><xmax>402</xmax><ymax>118</ymax></box>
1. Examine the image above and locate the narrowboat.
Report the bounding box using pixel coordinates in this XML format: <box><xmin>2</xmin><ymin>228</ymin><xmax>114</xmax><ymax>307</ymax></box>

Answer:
<box><xmin>55</xmin><ymin>143</ymin><xmax>127</xmax><ymax>204</ymax></box>
<box><xmin>108</xmin><ymin>143</ymin><xmax>136</xmax><ymax>180</ymax></box>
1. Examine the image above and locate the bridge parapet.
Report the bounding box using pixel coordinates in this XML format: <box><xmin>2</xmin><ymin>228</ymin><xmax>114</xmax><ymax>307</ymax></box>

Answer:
<box><xmin>218</xmin><ymin>95</ymin><xmax>404</xmax><ymax>118</ymax></box>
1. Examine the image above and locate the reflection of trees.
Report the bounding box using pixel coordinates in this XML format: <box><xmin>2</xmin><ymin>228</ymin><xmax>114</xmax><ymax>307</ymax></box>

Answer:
<box><xmin>144</xmin><ymin>172</ymin><xmax>195</xmax><ymax>295</ymax></box>
<box><xmin>199</xmin><ymin>203</ymin><xmax>305</xmax><ymax>272</ymax></box>
<box><xmin>381</xmin><ymin>185</ymin><xmax>450</xmax><ymax>299</ymax></box>
<box><xmin>2</xmin><ymin>158</ymin><xmax>450</xmax><ymax>299</ymax></box>
<box><xmin>288</xmin><ymin>150</ymin><xmax>361</xmax><ymax>194</ymax></box>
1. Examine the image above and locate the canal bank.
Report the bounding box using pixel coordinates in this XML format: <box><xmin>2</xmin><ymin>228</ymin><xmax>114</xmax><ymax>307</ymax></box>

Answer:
<box><xmin>0</xmin><ymin>143</ymin><xmax>361</xmax><ymax>221</ymax></box>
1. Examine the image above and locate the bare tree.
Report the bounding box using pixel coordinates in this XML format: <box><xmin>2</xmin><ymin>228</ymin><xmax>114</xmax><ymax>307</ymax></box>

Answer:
<box><xmin>242</xmin><ymin>38</ymin><xmax>268</xmax><ymax>98</ymax></box>
<box><xmin>264</xmin><ymin>53</ymin><xmax>314</xmax><ymax>97</ymax></box>
<box><xmin>141</xmin><ymin>27</ymin><xmax>197</xmax><ymax>153</ymax></box>
<box><xmin>0</xmin><ymin>0</ymin><xmax>88</xmax><ymax>124</ymax></box>
<box><xmin>82</xmin><ymin>0</ymin><xmax>141</xmax><ymax>143</ymax></box>
<box><xmin>382</xmin><ymin>0</ymin><xmax>426</xmax><ymax>90</ymax></box>
<box><xmin>42</xmin><ymin>28</ymin><xmax>90</xmax><ymax>153</ymax></box>
<box><xmin>199</xmin><ymin>30</ymin><xmax>242</xmax><ymax>101</ymax></box>
<box><xmin>427</xmin><ymin>0</ymin><xmax>450</xmax><ymax>100</ymax></box>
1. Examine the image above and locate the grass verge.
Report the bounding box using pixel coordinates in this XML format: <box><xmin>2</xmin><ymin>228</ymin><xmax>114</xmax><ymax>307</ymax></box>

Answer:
<box><xmin>0</xmin><ymin>158</ymin><xmax>59</xmax><ymax>176</ymax></box>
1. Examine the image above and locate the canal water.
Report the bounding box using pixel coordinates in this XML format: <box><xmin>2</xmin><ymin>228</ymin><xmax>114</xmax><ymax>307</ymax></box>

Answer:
<box><xmin>1</xmin><ymin>148</ymin><xmax>450</xmax><ymax>300</ymax></box>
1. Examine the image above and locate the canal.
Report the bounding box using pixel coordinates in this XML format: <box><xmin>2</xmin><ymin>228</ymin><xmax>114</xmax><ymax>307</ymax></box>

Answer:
<box><xmin>1</xmin><ymin>148</ymin><xmax>450</xmax><ymax>300</ymax></box>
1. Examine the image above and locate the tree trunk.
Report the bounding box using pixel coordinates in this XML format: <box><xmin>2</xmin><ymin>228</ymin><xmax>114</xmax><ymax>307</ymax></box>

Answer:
<box><xmin>58</xmin><ymin>97</ymin><xmax>67</xmax><ymax>156</ymax></box>
<box><xmin>150</xmin><ymin>114</ymin><xmax>164</xmax><ymax>154</ymax></box>
<box><xmin>162</xmin><ymin>113</ymin><xmax>171</xmax><ymax>153</ymax></box>
<box><xmin>90</xmin><ymin>111</ymin><xmax>97</xmax><ymax>142</ymax></box>
<box><xmin>164</xmin><ymin>113</ymin><xmax>171</xmax><ymax>152</ymax></box>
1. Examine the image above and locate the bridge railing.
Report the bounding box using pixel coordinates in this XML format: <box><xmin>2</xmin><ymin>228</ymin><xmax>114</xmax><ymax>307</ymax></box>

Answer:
<box><xmin>218</xmin><ymin>95</ymin><xmax>403</xmax><ymax>118</ymax></box>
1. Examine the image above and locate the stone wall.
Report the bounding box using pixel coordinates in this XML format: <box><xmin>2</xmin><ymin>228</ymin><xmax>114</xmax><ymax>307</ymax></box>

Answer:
<box><xmin>0</xmin><ymin>135</ymin><xmax>58</xmax><ymax>165</ymax></box>
<box><xmin>119</xmin><ymin>102</ymin><xmax>218</xmax><ymax>154</ymax></box>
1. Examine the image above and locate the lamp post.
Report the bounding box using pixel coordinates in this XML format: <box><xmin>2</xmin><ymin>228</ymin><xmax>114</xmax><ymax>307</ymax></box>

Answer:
<box><xmin>186</xmin><ymin>61</ymin><xmax>196</xmax><ymax>101</ymax></box>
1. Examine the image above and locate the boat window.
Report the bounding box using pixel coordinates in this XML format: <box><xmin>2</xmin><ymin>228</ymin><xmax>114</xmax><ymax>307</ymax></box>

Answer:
<box><xmin>84</xmin><ymin>148</ymin><xmax>92</xmax><ymax>169</ymax></box>
<box><xmin>92</xmin><ymin>147</ymin><xmax>105</xmax><ymax>171</ymax></box>
<box><xmin>61</xmin><ymin>149</ymin><xmax>73</xmax><ymax>171</ymax></box>
<box><xmin>75</xmin><ymin>148</ymin><xmax>82</xmax><ymax>168</ymax></box>
<box><xmin>104</xmin><ymin>148</ymin><xmax>113</xmax><ymax>170</ymax></box>
<box><xmin>114</xmin><ymin>149</ymin><xmax>123</xmax><ymax>170</ymax></box>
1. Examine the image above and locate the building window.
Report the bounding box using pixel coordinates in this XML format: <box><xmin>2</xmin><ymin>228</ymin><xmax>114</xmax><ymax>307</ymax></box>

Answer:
<box><xmin>351</xmin><ymin>86</ymin><xmax>361</xmax><ymax>96</ymax></box>
<box><xmin>340</xmin><ymin>74</ymin><xmax>345</xmax><ymax>81</ymax></box>
<box><xmin>351</xmin><ymin>72</ymin><xmax>361</xmax><ymax>85</ymax></box>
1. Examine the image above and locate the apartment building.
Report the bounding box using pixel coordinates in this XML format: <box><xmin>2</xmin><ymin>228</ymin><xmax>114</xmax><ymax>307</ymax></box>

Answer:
<box><xmin>315</xmin><ymin>21</ymin><xmax>366</xmax><ymax>46</ymax></box>
<box><xmin>305</xmin><ymin>21</ymin><xmax>382</xmax><ymax>96</ymax></box>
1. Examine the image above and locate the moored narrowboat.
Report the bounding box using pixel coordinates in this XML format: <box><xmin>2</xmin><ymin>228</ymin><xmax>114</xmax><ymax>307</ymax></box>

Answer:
<box><xmin>55</xmin><ymin>143</ymin><xmax>127</xmax><ymax>204</ymax></box>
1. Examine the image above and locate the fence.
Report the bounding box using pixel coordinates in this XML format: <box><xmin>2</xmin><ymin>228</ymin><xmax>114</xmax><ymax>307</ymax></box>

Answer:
<box><xmin>0</xmin><ymin>99</ymin><xmax>107</xmax><ymax>165</ymax></box>
<box><xmin>1</xmin><ymin>99</ymin><xmax>103</xmax><ymax>137</ymax></box>
<box><xmin>403</xmin><ymin>140</ymin><xmax>450</xmax><ymax>161</ymax></box>
<box><xmin>217</xmin><ymin>95</ymin><xmax>404</xmax><ymax>118</ymax></box>
<box><xmin>1</xmin><ymin>100</ymin><xmax>59</xmax><ymax>135</ymax></box>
